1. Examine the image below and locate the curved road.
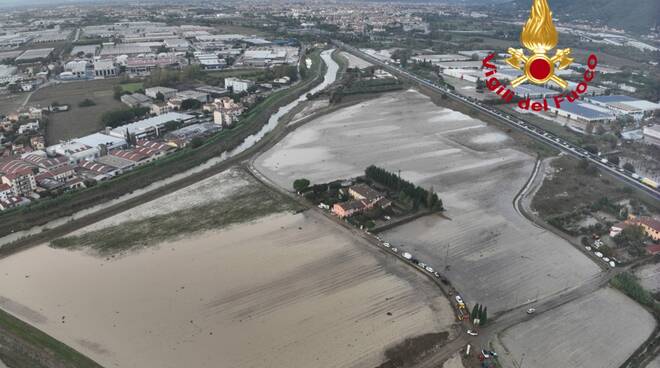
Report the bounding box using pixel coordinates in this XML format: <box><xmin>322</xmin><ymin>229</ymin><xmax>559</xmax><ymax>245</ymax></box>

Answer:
<box><xmin>332</xmin><ymin>40</ymin><xmax>660</xmax><ymax>202</ymax></box>
<box><xmin>244</xmin><ymin>152</ymin><xmax>640</xmax><ymax>368</ymax></box>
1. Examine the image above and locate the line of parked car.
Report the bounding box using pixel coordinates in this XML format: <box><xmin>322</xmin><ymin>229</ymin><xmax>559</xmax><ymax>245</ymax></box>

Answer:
<box><xmin>584</xmin><ymin>240</ymin><xmax>618</xmax><ymax>268</ymax></box>
<box><xmin>375</xmin><ymin>237</ymin><xmax>449</xmax><ymax>284</ymax></box>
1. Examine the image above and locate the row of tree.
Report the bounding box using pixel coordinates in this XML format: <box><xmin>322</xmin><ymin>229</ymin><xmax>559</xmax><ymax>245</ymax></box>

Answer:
<box><xmin>470</xmin><ymin>303</ymin><xmax>488</xmax><ymax>326</ymax></box>
<box><xmin>365</xmin><ymin>165</ymin><xmax>443</xmax><ymax>211</ymax></box>
<box><xmin>101</xmin><ymin>107</ymin><xmax>150</xmax><ymax>128</ymax></box>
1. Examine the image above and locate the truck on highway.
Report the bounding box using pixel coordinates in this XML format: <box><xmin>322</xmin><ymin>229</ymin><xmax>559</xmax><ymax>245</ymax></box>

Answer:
<box><xmin>641</xmin><ymin>177</ymin><xmax>659</xmax><ymax>189</ymax></box>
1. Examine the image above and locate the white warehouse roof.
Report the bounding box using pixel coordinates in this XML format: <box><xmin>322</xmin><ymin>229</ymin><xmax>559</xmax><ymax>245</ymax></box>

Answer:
<box><xmin>109</xmin><ymin>112</ymin><xmax>194</xmax><ymax>138</ymax></box>
<box><xmin>75</xmin><ymin>132</ymin><xmax>127</xmax><ymax>150</ymax></box>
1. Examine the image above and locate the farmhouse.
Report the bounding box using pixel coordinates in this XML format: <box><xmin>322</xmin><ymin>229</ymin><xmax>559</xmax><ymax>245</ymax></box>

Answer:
<box><xmin>610</xmin><ymin>215</ymin><xmax>660</xmax><ymax>241</ymax></box>
<box><xmin>332</xmin><ymin>184</ymin><xmax>389</xmax><ymax>218</ymax></box>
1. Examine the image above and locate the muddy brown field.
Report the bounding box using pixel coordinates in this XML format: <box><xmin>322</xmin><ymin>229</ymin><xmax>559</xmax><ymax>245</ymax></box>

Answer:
<box><xmin>494</xmin><ymin>288</ymin><xmax>656</xmax><ymax>368</ymax></box>
<box><xmin>255</xmin><ymin>89</ymin><xmax>601</xmax><ymax>313</ymax></box>
<box><xmin>0</xmin><ymin>169</ymin><xmax>457</xmax><ymax>368</ymax></box>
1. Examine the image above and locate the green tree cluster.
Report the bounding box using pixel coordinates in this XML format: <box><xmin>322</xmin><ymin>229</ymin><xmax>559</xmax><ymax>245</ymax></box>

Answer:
<box><xmin>611</xmin><ymin>272</ymin><xmax>655</xmax><ymax>308</ymax></box>
<box><xmin>78</xmin><ymin>98</ymin><xmax>96</xmax><ymax>107</ymax></box>
<box><xmin>293</xmin><ymin>178</ymin><xmax>311</xmax><ymax>192</ymax></box>
<box><xmin>180</xmin><ymin>99</ymin><xmax>202</xmax><ymax>110</ymax></box>
<box><xmin>101</xmin><ymin>107</ymin><xmax>151</xmax><ymax>128</ymax></box>
<box><xmin>365</xmin><ymin>165</ymin><xmax>443</xmax><ymax>210</ymax></box>
<box><xmin>469</xmin><ymin>304</ymin><xmax>488</xmax><ymax>325</ymax></box>
<box><xmin>613</xmin><ymin>225</ymin><xmax>647</xmax><ymax>250</ymax></box>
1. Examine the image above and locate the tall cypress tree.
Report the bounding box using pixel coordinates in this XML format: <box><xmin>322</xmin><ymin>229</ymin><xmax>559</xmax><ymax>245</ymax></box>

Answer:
<box><xmin>471</xmin><ymin>304</ymin><xmax>479</xmax><ymax>321</ymax></box>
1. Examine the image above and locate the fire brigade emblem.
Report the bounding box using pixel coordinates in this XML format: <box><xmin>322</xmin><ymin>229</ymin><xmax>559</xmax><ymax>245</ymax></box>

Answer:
<box><xmin>506</xmin><ymin>0</ymin><xmax>573</xmax><ymax>89</ymax></box>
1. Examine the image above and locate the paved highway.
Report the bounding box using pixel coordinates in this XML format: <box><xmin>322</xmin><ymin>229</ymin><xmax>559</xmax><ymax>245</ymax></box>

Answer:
<box><xmin>332</xmin><ymin>40</ymin><xmax>660</xmax><ymax>202</ymax></box>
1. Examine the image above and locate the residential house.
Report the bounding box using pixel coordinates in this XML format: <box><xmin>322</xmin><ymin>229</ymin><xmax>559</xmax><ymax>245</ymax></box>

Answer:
<box><xmin>18</xmin><ymin>121</ymin><xmax>40</xmax><ymax>134</ymax></box>
<box><xmin>151</xmin><ymin>102</ymin><xmax>173</xmax><ymax>115</ymax></box>
<box><xmin>332</xmin><ymin>184</ymin><xmax>389</xmax><ymax>218</ymax></box>
<box><xmin>30</xmin><ymin>135</ymin><xmax>45</xmax><ymax>150</ymax></box>
<box><xmin>224</xmin><ymin>77</ymin><xmax>255</xmax><ymax>93</ymax></box>
<box><xmin>0</xmin><ymin>195</ymin><xmax>30</xmax><ymax>211</ymax></box>
<box><xmin>332</xmin><ymin>199</ymin><xmax>369</xmax><ymax>218</ymax></box>
<box><xmin>208</xmin><ymin>97</ymin><xmax>245</xmax><ymax>127</ymax></box>
<box><xmin>0</xmin><ymin>183</ymin><xmax>12</xmax><ymax>199</ymax></box>
<box><xmin>0</xmin><ymin>159</ymin><xmax>37</xmax><ymax>196</ymax></box>
<box><xmin>610</xmin><ymin>215</ymin><xmax>660</xmax><ymax>241</ymax></box>
<box><xmin>349</xmin><ymin>184</ymin><xmax>385</xmax><ymax>202</ymax></box>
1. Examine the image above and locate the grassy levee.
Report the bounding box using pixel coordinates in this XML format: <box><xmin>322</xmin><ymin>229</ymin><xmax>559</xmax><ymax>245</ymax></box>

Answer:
<box><xmin>0</xmin><ymin>307</ymin><xmax>102</xmax><ymax>368</ymax></box>
<box><xmin>331</xmin><ymin>49</ymin><xmax>349</xmax><ymax>81</ymax></box>
<box><xmin>0</xmin><ymin>48</ymin><xmax>325</xmax><ymax>241</ymax></box>
<box><xmin>50</xmin><ymin>180</ymin><xmax>302</xmax><ymax>255</ymax></box>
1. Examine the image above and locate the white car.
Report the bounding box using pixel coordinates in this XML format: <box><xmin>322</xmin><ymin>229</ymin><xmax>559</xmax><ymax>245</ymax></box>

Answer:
<box><xmin>383</xmin><ymin>242</ymin><xmax>391</xmax><ymax>248</ymax></box>
<box><xmin>402</xmin><ymin>252</ymin><xmax>412</xmax><ymax>260</ymax></box>
<box><xmin>526</xmin><ymin>308</ymin><xmax>536</xmax><ymax>314</ymax></box>
<box><xmin>594</xmin><ymin>252</ymin><xmax>603</xmax><ymax>258</ymax></box>
<box><xmin>455</xmin><ymin>296</ymin><xmax>464</xmax><ymax>304</ymax></box>
<box><xmin>467</xmin><ymin>329</ymin><xmax>478</xmax><ymax>336</ymax></box>
<box><xmin>419</xmin><ymin>263</ymin><xmax>427</xmax><ymax>268</ymax></box>
<box><xmin>425</xmin><ymin>266</ymin><xmax>434</xmax><ymax>273</ymax></box>
<box><xmin>585</xmin><ymin>246</ymin><xmax>592</xmax><ymax>251</ymax></box>
<box><xmin>609</xmin><ymin>261</ymin><xmax>616</xmax><ymax>268</ymax></box>
<box><xmin>603</xmin><ymin>257</ymin><xmax>610</xmax><ymax>262</ymax></box>
<box><xmin>391</xmin><ymin>248</ymin><xmax>398</xmax><ymax>253</ymax></box>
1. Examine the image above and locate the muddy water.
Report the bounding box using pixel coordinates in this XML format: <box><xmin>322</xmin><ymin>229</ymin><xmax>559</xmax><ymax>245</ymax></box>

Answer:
<box><xmin>0</xmin><ymin>211</ymin><xmax>453</xmax><ymax>368</ymax></box>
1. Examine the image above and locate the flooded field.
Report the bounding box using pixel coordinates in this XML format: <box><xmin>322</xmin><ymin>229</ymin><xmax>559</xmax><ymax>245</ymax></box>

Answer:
<box><xmin>635</xmin><ymin>263</ymin><xmax>660</xmax><ymax>293</ymax></box>
<box><xmin>255</xmin><ymin>89</ymin><xmax>600</xmax><ymax>313</ymax></box>
<box><xmin>495</xmin><ymin>288</ymin><xmax>656</xmax><ymax>368</ymax></box>
<box><xmin>0</xmin><ymin>170</ymin><xmax>455</xmax><ymax>368</ymax></box>
<box><xmin>340</xmin><ymin>51</ymin><xmax>373</xmax><ymax>69</ymax></box>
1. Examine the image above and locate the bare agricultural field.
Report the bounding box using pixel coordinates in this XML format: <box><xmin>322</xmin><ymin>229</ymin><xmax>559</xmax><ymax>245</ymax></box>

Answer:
<box><xmin>635</xmin><ymin>263</ymin><xmax>660</xmax><ymax>293</ymax></box>
<box><xmin>0</xmin><ymin>93</ymin><xmax>25</xmax><ymax>114</ymax></box>
<box><xmin>29</xmin><ymin>79</ymin><xmax>125</xmax><ymax>143</ymax></box>
<box><xmin>495</xmin><ymin>288</ymin><xmax>656</xmax><ymax>368</ymax></box>
<box><xmin>71</xmin><ymin>168</ymin><xmax>252</xmax><ymax>235</ymax></box>
<box><xmin>255</xmin><ymin>89</ymin><xmax>601</xmax><ymax>313</ymax></box>
<box><xmin>340</xmin><ymin>51</ymin><xmax>373</xmax><ymax>69</ymax></box>
<box><xmin>0</xmin><ymin>168</ymin><xmax>456</xmax><ymax>368</ymax></box>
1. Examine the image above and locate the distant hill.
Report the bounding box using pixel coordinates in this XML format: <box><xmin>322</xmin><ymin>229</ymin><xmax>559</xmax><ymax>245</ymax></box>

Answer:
<box><xmin>513</xmin><ymin>0</ymin><xmax>659</xmax><ymax>34</ymax></box>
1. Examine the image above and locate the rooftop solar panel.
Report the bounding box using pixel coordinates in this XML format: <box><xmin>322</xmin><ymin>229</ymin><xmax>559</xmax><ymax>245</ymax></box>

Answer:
<box><xmin>589</xmin><ymin>95</ymin><xmax>638</xmax><ymax>103</ymax></box>
<box><xmin>556</xmin><ymin>101</ymin><xmax>615</xmax><ymax>120</ymax></box>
